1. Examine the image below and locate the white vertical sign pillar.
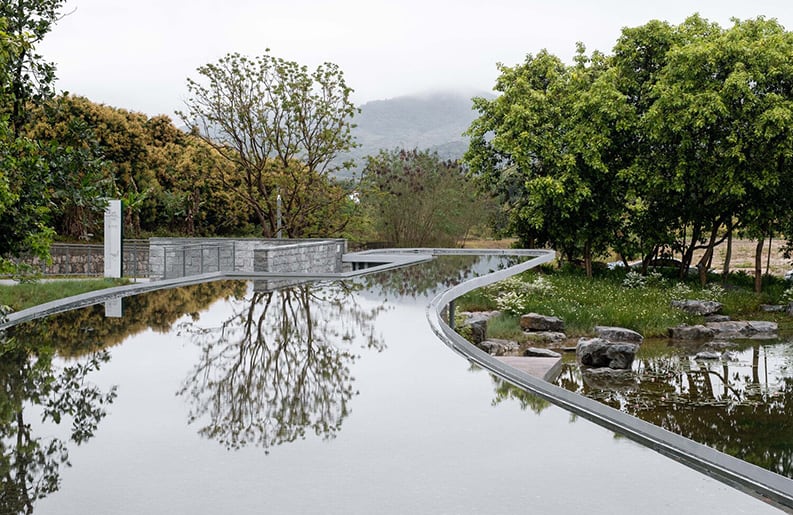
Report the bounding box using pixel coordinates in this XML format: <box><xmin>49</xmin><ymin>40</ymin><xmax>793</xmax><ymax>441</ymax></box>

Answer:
<box><xmin>104</xmin><ymin>199</ymin><xmax>123</xmax><ymax>278</ymax></box>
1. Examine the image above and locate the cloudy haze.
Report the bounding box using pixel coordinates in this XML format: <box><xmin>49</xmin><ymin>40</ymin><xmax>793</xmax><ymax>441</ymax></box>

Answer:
<box><xmin>39</xmin><ymin>0</ymin><xmax>793</xmax><ymax>117</ymax></box>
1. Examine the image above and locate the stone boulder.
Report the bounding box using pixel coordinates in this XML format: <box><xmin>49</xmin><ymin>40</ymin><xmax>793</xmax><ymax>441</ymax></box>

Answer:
<box><xmin>594</xmin><ymin>326</ymin><xmax>643</xmax><ymax>344</ymax></box>
<box><xmin>760</xmin><ymin>304</ymin><xmax>787</xmax><ymax>313</ymax></box>
<box><xmin>576</xmin><ymin>337</ymin><xmax>638</xmax><ymax>370</ymax></box>
<box><xmin>668</xmin><ymin>324</ymin><xmax>715</xmax><ymax>340</ymax></box>
<box><xmin>459</xmin><ymin>311</ymin><xmax>500</xmax><ymax>344</ymax></box>
<box><xmin>520</xmin><ymin>313</ymin><xmax>564</xmax><ymax>332</ymax></box>
<box><xmin>523</xmin><ymin>331</ymin><xmax>567</xmax><ymax>345</ymax></box>
<box><xmin>704</xmin><ymin>314</ymin><xmax>730</xmax><ymax>323</ymax></box>
<box><xmin>746</xmin><ymin>321</ymin><xmax>778</xmax><ymax>334</ymax></box>
<box><xmin>477</xmin><ymin>338</ymin><xmax>519</xmax><ymax>356</ymax></box>
<box><xmin>524</xmin><ymin>347</ymin><xmax>562</xmax><ymax>358</ymax></box>
<box><xmin>671</xmin><ymin>300</ymin><xmax>723</xmax><ymax>316</ymax></box>
<box><xmin>705</xmin><ymin>320</ymin><xmax>777</xmax><ymax>338</ymax></box>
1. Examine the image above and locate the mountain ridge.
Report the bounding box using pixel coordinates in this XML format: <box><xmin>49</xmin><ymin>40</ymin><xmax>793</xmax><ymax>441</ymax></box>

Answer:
<box><xmin>337</xmin><ymin>90</ymin><xmax>495</xmax><ymax>175</ymax></box>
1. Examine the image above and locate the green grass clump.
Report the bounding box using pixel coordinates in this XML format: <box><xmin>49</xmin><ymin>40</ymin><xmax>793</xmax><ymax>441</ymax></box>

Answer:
<box><xmin>456</xmin><ymin>266</ymin><xmax>785</xmax><ymax>339</ymax></box>
<box><xmin>484</xmin><ymin>313</ymin><xmax>526</xmax><ymax>341</ymax></box>
<box><xmin>0</xmin><ymin>278</ymin><xmax>129</xmax><ymax>312</ymax></box>
<box><xmin>517</xmin><ymin>272</ymin><xmax>694</xmax><ymax>337</ymax></box>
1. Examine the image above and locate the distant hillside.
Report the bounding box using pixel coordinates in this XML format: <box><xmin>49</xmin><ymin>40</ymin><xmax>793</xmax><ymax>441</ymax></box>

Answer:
<box><xmin>336</xmin><ymin>90</ymin><xmax>495</xmax><ymax>177</ymax></box>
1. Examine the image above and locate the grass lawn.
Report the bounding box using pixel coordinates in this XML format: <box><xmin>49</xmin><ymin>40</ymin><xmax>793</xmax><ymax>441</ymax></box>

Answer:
<box><xmin>0</xmin><ymin>278</ymin><xmax>129</xmax><ymax>312</ymax></box>
<box><xmin>457</xmin><ymin>266</ymin><xmax>793</xmax><ymax>339</ymax></box>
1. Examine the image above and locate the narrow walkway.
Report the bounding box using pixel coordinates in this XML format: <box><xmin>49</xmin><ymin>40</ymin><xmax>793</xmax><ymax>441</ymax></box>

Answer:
<box><xmin>495</xmin><ymin>356</ymin><xmax>562</xmax><ymax>382</ymax></box>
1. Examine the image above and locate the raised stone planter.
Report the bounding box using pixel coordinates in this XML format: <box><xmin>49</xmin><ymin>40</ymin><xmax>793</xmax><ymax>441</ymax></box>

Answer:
<box><xmin>576</xmin><ymin>337</ymin><xmax>638</xmax><ymax>370</ymax></box>
<box><xmin>520</xmin><ymin>313</ymin><xmax>564</xmax><ymax>332</ymax></box>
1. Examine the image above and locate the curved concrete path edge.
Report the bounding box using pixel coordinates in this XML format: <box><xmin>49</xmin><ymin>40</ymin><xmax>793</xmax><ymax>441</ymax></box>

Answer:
<box><xmin>425</xmin><ymin>249</ymin><xmax>793</xmax><ymax>512</ymax></box>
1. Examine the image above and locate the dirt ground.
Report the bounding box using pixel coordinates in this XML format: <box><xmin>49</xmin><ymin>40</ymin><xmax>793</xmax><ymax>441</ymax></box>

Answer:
<box><xmin>462</xmin><ymin>237</ymin><xmax>792</xmax><ymax>277</ymax></box>
<box><xmin>709</xmin><ymin>237</ymin><xmax>790</xmax><ymax>277</ymax></box>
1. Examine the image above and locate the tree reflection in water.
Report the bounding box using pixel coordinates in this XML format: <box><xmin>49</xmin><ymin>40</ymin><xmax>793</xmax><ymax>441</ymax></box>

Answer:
<box><xmin>556</xmin><ymin>341</ymin><xmax>793</xmax><ymax>478</ymax></box>
<box><xmin>177</xmin><ymin>281</ymin><xmax>386</xmax><ymax>452</ymax></box>
<box><xmin>0</xmin><ymin>333</ymin><xmax>116</xmax><ymax>514</ymax></box>
<box><xmin>489</xmin><ymin>375</ymin><xmax>551</xmax><ymax>415</ymax></box>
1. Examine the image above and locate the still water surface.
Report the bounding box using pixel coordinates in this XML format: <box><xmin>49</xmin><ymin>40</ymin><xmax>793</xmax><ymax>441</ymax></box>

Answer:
<box><xmin>556</xmin><ymin>336</ymin><xmax>793</xmax><ymax>478</ymax></box>
<box><xmin>4</xmin><ymin>257</ymin><xmax>783</xmax><ymax>514</ymax></box>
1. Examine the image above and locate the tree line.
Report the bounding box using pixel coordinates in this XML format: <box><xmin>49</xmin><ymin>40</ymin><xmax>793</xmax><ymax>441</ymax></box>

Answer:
<box><xmin>465</xmin><ymin>14</ymin><xmax>793</xmax><ymax>290</ymax></box>
<box><xmin>0</xmin><ymin>0</ymin><xmax>485</xmax><ymax>277</ymax></box>
<box><xmin>2</xmin><ymin>3</ymin><xmax>792</xmax><ymax>291</ymax></box>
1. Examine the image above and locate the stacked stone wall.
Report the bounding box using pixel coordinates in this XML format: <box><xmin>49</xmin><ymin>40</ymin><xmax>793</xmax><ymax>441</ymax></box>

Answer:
<box><xmin>148</xmin><ymin>238</ymin><xmax>345</xmax><ymax>280</ymax></box>
<box><xmin>254</xmin><ymin>240</ymin><xmax>344</xmax><ymax>274</ymax></box>
<box><xmin>6</xmin><ymin>242</ymin><xmax>149</xmax><ymax>277</ymax></box>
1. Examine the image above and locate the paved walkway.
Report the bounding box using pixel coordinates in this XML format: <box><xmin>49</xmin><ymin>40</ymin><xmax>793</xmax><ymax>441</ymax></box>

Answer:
<box><xmin>495</xmin><ymin>355</ymin><xmax>563</xmax><ymax>382</ymax></box>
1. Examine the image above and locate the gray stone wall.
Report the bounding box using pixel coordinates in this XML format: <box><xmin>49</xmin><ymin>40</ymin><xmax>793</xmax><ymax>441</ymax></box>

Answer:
<box><xmin>254</xmin><ymin>240</ymin><xmax>345</xmax><ymax>274</ymax></box>
<box><xmin>149</xmin><ymin>238</ymin><xmax>345</xmax><ymax>280</ymax></box>
<box><xmin>7</xmin><ymin>242</ymin><xmax>149</xmax><ymax>277</ymax></box>
<box><xmin>149</xmin><ymin>238</ymin><xmax>236</xmax><ymax>280</ymax></box>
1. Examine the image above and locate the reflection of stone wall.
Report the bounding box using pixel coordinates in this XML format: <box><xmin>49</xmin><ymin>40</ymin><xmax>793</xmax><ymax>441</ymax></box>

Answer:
<box><xmin>149</xmin><ymin>238</ymin><xmax>346</xmax><ymax>280</ymax></box>
<box><xmin>10</xmin><ymin>242</ymin><xmax>150</xmax><ymax>277</ymax></box>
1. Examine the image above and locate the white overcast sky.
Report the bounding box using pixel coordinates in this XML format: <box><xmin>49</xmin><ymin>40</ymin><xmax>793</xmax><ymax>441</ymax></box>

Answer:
<box><xmin>39</xmin><ymin>0</ymin><xmax>793</xmax><ymax>118</ymax></box>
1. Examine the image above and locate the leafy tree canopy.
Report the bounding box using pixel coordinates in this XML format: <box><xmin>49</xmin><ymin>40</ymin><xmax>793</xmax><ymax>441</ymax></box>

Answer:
<box><xmin>180</xmin><ymin>51</ymin><xmax>358</xmax><ymax>238</ymax></box>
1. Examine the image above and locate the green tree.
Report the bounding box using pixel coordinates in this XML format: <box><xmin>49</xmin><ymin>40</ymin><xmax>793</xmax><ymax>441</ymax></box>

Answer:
<box><xmin>0</xmin><ymin>1</ymin><xmax>108</xmax><ymax>272</ymax></box>
<box><xmin>465</xmin><ymin>47</ymin><xmax>631</xmax><ymax>276</ymax></box>
<box><xmin>638</xmin><ymin>16</ymin><xmax>793</xmax><ymax>288</ymax></box>
<box><xmin>179</xmin><ymin>51</ymin><xmax>358</xmax><ymax>238</ymax></box>
<box><xmin>0</xmin><ymin>0</ymin><xmax>62</xmax><ymax>136</ymax></box>
<box><xmin>29</xmin><ymin>95</ymin><xmax>253</xmax><ymax>238</ymax></box>
<box><xmin>361</xmin><ymin>148</ymin><xmax>486</xmax><ymax>247</ymax></box>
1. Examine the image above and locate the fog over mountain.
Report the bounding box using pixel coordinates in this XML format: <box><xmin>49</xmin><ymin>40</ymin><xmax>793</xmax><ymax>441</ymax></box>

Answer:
<box><xmin>337</xmin><ymin>90</ymin><xmax>495</xmax><ymax>176</ymax></box>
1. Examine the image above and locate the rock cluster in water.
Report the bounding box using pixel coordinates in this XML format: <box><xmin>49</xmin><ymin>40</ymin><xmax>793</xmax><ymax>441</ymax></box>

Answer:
<box><xmin>458</xmin><ymin>310</ymin><xmax>570</xmax><ymax>357</ymax></box>
<box><xmin>668</xmin><ymin>299</ymin><xmax>778</xmax><ymax>340</ymax></box>
<box><xmin>576</xmin><ymin>338</ymin><xmax>639</xmax><ymax>370</ymax></box>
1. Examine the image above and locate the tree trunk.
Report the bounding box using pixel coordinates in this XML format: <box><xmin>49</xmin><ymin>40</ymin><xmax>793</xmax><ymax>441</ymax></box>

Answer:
<box><xmin>584</xmin><ymin>241</ymin><xmax>593</xmax><ymax>278</ymax></box>
<box><xmin>680</xmin><ymin>225</ymin><xmax>701</xmax><ymax>280</ymax></box>
<box><xmin>641</xmin><ymin>245</ymin><xmax>659</xmax><ymax>275</ymax></box>
<box><xmin>696</xmin><ymin>224</ymin><xmax>720</xmax><ymax>286</ymax></box>
<box><xmin>754</xmin><ymin>238</ymin><xmax>764</xmax><ymax>294</ymax></box>
<box><xmin>721</xmin><ymin>226</ymin><xmax>733</xmax><ymax>284</ymax></box>
<box><xmin>766</xmin><ymin>234</ymin><xmax>773</xmax><ymax>276</ymax></box>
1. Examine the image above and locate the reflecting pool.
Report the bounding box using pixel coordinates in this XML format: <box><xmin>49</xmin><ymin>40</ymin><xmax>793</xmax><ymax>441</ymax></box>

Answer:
<box><xmin>1</xmin><ymin>257</ymin><xmax>783</xmax><ymax>514</ymax></box>
<box><xmin>556</xmin><ymin>337</ymin><xmax>793</xmax><ymax>479</ymax></box>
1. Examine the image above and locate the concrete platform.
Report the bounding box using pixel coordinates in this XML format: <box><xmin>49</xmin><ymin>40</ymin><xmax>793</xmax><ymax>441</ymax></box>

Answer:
<box><xmin>495</xmin><ymin>355</ymin><xmax>562</xmax><ymax>382</ymax></box>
